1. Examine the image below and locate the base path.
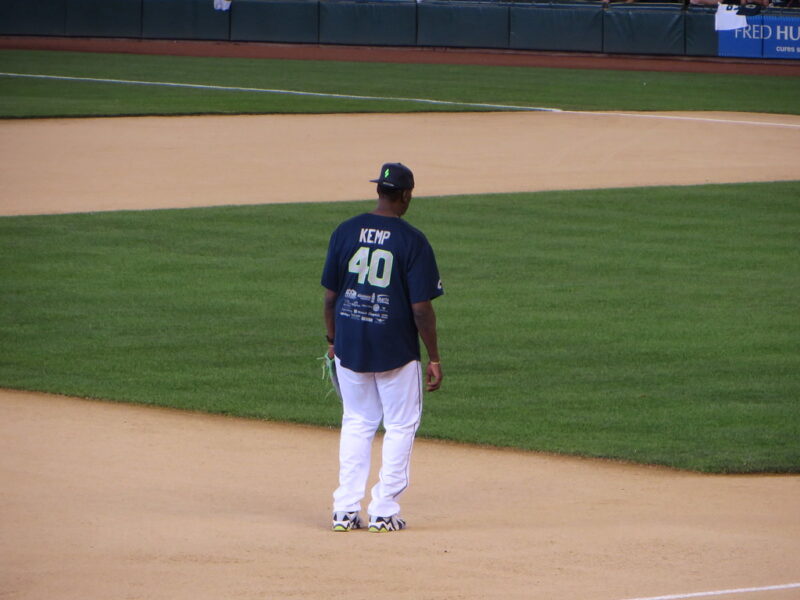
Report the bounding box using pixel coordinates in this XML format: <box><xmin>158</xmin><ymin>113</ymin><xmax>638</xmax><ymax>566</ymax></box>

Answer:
<box><xmin>2</xmin><ymin>390</ymin><xmax>799</xmax><ymax>600</ymax></box>
<box><xmin>1</xmin><ymin>111</ymin><xmax>799</xmax><ymax>216</ymax></box>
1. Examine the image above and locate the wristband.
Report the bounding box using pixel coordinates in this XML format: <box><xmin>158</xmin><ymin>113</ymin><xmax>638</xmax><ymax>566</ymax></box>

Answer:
<box><xmin>429</xmin><ymin>361</ymin><xmax>440</xmax><ymax>365</ymax></box>
<box><xmin>326</xmin><ymin>335</ymin><xmax>334</xmax><ymax>344</ymax></box>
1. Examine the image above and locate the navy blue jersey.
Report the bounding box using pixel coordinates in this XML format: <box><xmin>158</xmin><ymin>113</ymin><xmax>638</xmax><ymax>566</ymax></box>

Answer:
<box><xmin>322</xmin><ymin>213</ymin><xmax>443</xmax><ymax>373</ymax></box>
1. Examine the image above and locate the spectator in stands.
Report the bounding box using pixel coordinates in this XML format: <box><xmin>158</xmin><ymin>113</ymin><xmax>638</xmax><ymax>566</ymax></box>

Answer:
<box><xmin>688</xmin><ymin>0</ymin><xmax>773</xmax><ymax>7</ymax></box>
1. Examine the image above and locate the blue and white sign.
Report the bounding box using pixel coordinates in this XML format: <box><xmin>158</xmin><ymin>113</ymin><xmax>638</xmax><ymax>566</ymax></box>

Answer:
<box><xmin>717</xmin><ymin>15</ymin><xmax>763</xmax><ymax>57</ymax></box>
<box><xmin>715</xmin><ymin>5</ymin><xmax>800</xmax><ymax>60</ymax></box>
<box><xmin>763</xmin><ymin>16</ymin><xmax>800</xmax><ymax>59</ymax></box>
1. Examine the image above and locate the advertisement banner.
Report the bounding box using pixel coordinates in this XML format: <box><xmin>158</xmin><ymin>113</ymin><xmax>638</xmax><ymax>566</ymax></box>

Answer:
<box><xmin>762</xmin><ymin>15</ymin><xmax>800</xmax><ymax>59</ymax></box>
<box><xmin>715</xmin><ymin>4</ymin><xmax>800</xmax><ymax>59</ymax></box>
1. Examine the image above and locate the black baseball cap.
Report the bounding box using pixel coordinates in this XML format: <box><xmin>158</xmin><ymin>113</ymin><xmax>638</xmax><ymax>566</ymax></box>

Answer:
<box><xmin>370</xmin><ymin>163</ymin><xmax>415</xmax><ymax>190</ymax></box>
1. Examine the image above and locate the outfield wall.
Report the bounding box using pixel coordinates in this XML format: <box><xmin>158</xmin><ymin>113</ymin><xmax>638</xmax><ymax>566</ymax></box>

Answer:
<box><xmin>1</xmin><ymin>0</ymin><xmax>799</xmax><ymax>60</ymax></box>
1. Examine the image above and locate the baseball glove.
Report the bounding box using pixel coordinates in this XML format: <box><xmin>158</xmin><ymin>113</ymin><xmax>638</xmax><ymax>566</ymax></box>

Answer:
<box><xmin>318</xmin><ymin>352</ymin><xmax>342</xmax><ymax>401</ymax></box>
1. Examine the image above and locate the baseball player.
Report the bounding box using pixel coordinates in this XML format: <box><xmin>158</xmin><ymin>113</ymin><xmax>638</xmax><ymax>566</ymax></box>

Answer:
<box><xmin>321</xmin><ymin>162</ymin><xmax>444</xmax><ymax>533</ymax></box>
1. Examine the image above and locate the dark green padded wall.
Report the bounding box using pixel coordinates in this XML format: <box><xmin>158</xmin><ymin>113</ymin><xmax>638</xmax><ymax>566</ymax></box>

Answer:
<box><xmin>511</xmin><ymin>3</ymin><xmax>603</xmax><ymax>52</ymax></box>
<box><xmin>417</xmin><ymin>1</ymin><xmax>510</xmax><ymax>49</ymax></box>
<box><xmin>603</xmin><ymin>3</ymin><xmax>685</xmax><ymax>55</ymax></box>
<box><xmin>4</xmin><ymin>0</ymin><xmax>798</xmax><ymax>60</ymax></box>
<box><xmin>142</xmin><ymin>0</ymin><xmax>230</xmax><ymax>40</ymax></box>
<box><xmin>65</xmin><ymin>0</ymin><xmax>143</xmax><ymax>38</ymax></box>
<box><xmin>319</xmin><ymin>0</ymin><xmax>417</xmax><ymax>46</ymax></box>
<box><xmin>230</xmin><ymin>0</ymin><xmax>319</xmax><ymax>43</ymax></box>
<box><xmin>0</xmin><ymin>0</ymin><xmax>66</xmax><ymax>36</ymax></box>
<box><xmin>685</xmin><ymin>5</ymin><xmax>718</xmax><ymax>57</ymax></box>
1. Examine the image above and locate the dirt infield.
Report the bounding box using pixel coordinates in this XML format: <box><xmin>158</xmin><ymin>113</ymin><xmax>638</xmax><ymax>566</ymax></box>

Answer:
<box><xmin>2</xmin><ymin>390</ymin><xmax>799</xmax><ymax>600</ymax></box>
<box><xmin>3</xmin><ymin>111</ymin><xmax>800</xmax><ymax>216</ymax></box>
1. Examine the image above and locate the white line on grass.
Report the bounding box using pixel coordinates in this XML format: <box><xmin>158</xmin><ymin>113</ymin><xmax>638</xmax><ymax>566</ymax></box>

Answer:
<box><xmin>618</xmin><ymin>582</ymin><xmax>800</xmax><ymax>600</ymax></box>
<box><xmin>3</xmin><ymin>71</ymin><xmax>800</xmax><ymax>129</ymax></box>
<box><xmin>0</xmin><ymin>71</ymin><xmax>560</xmax><ymax>113</ymax></box>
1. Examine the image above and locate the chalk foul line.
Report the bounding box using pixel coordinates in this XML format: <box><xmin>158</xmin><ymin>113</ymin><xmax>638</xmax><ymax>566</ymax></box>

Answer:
<box><xmin>3</xmin><ymin>71</ymin><xmax>799</xmax><ymax>129</ymax></box>
<box><xmin>619</xmin><ymin>582</ymin><xmax>800</xmax><ymax>600</ymax></box>
<box><xmin>0</xmin><ymin>71</ymin><xmax>560</xmax><ymax>113</ymax></box>
<box><xmin>563</xmin><ymin>109</ymin><xmax>800</xmax><ymax>130</ymax></box>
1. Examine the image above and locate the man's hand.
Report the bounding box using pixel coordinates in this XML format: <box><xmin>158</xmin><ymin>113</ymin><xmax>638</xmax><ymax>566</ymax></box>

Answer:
<box><xmin>412</xmin><ymin>300</ymin><xmax>441</xmax><ymax>392</ymax></box>
<box><xmin>323</xmin><ymin>288</ymin><xmax>337</xmax><ymax>360</ymax></box>
<box><xmin>425</xmin><ymin>361</ymin><xmax>443</xmax><ymax>392</ymax></box>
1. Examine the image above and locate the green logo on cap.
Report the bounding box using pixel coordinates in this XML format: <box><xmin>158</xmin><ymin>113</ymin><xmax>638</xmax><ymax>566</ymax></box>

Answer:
<box><xmin>384</xmin><ymin>168</ymin><xmax>390</xmax><ymax>178</ymax></box>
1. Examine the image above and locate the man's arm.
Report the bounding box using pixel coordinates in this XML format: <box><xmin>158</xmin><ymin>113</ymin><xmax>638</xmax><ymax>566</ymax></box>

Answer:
<box><xmin>324</xmin><ymin>288</ymin><xmax>337</xmax><ymax>359</ymax></box>
<box><xmin>412</xmin><ymin>300</ymin><xmax>442</xmax><ymax>392</ymax></box>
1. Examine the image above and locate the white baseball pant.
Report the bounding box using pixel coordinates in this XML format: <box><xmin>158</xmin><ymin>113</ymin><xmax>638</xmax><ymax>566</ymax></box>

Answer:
<box><xmin>332</xmin><ymin>357</ymin><xmax>423</xmax><ymax>518</ymax></box>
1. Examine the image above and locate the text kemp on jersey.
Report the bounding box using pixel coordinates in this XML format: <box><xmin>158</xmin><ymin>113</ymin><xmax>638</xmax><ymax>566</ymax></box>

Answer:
<box><xmin>359</xmin><ymin>228</ymin><xmax>391</xmax><ymax>245</ymax></box>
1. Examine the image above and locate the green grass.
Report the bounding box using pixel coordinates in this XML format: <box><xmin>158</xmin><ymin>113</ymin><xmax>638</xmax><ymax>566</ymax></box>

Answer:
<box><xmin>2</xmin><ymin>49</ymin><xmax>800</xmax><ymax>117</ymax></box>
<box><xmin>1</xmin><ymin>47</ymin><xmax>798</xmax><ymax>472</ymax></box>
<box><xmin>2</xmin><ymin>182</ymin><xmax>798</xmax><ymax>473</ymax></box>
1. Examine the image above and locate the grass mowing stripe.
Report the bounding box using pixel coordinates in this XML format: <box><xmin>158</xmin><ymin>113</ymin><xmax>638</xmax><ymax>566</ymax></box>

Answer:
<box><xmin>2</xmin><ymin>182</ymin><xmax>798</xmax><ymax>473</ymax></box>
<box><xmin>0</xmin><ymin>71</ymin><xmax>560</xmax><ymax>112</ymax></box>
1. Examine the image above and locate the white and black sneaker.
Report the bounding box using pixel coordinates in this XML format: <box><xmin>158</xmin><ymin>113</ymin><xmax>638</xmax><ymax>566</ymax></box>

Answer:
<box><xmin>332</xmin><ymin>511</ymin><xmax>362</xmax><ymax>532</ymax></box>
<box><xmin>367</xmin><ymin>515</ymin><xmax>406</xmax><ymax>533</ymax></box>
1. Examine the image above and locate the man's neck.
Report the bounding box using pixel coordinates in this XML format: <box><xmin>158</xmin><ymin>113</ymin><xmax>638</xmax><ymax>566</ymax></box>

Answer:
<box><xmin>371</xmin><ymin>200</ymin><xmax>402</xmax><ymax>218</ymax></box>
<box><xmin>371</xmin><ymin>209</ymin><xmax>399</xmax><ymax>218</ymax></box>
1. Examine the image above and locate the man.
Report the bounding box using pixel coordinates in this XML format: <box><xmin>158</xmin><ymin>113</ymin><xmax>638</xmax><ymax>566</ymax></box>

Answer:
<box><xmin>321</xmin><ymin>162</ymin><xmax>444</xmax><ymax>533</ymax></box>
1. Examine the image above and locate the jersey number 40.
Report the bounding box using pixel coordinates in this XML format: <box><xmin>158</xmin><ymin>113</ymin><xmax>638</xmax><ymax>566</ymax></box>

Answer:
<box><xmin>348</xmin><ymin>246</ymin><xmax>393</xmax><ymax>288</ymax></box>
